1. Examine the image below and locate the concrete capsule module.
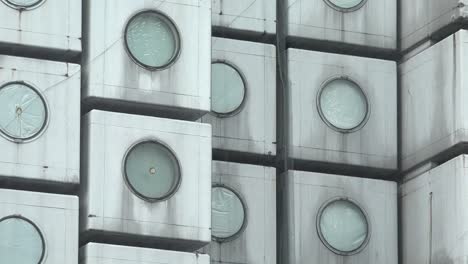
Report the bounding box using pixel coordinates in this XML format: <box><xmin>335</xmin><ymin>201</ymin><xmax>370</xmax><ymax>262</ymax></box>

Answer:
<box><xmin>81</xmin><ymin>0</ymin><xmax>211</xmax><ymax>120</ymax></box>
<box><xmin>0</xmin><ymin>0</ymin><xmax>81</xmax><ymax>60</ymax></box>
<box><xmin>0</xmin><ymin>189</ymin><xmax>78</xmax><ymax>264</ymax></box>
<box><xmin>0</xmin><ymin>55</ymin><xmax>81</xmax><ymax>188</ymax></box>
<box><xmin>201</xmin><ymin>37</ymin><xmax>277</xmax><ymax>157</ymax></box>
<box><xmin>80</xmin><ymin>110</ymin><xmax>211</xmax><ymax>251</ymax></box>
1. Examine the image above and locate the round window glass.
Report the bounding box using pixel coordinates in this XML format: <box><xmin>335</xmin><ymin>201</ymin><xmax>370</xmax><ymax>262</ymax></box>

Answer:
<box><xmin>317</xmin><ymin>199</ymin><xmax>369</xmax><ymax>255</ymax></box>
<box><xmin>211</xmin><ymin>62</ymin><xmax>246</xmax><ymax>116</ymax></box>
<box><xmin>325</xmin><ymin>0</ymin><xmax>366</xmax><ymax>10</ymax></box>
<box><xmin>125</xmin><ymin>10</ymin><xmax>181</xmax><ymax>70</ymax></box>
<box><xmin>0</xmin><ymin>82</ymin><xmax>48</xmax><ymax>142</ymax></box>
<box><xmin>211</xmin><ymin>186</ymin><xmax>246</xmax><ymax>241</ymax></box>
<box><xmin>124</xmin><ymin>141</ymin><xmax>181</xmax><ymax>201</ymax></box>
<box><xmin>0</xmin><ymin>216</ymin><xmax>45</xmax><ymax>264</ymax></box>
<box><xmin>318</xmin><ymin>78</ymin><xmax>368</xmax><ymax>132</ymax></box>
<box><xmin>3</xmin><ymin>0</ymin><xmax>44</xmax><ymax>9</ymax></box>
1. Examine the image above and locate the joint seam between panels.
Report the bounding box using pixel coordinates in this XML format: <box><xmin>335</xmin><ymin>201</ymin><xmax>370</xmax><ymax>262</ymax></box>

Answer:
<box><xmin>276</xmin><ymin>0</ymin><xmax>289</xmax><ymax>264</ymax></box>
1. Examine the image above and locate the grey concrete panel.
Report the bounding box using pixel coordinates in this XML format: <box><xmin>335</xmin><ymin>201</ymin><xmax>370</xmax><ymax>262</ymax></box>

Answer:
<box><xmin>400</xmin><ymin>0</ymin><xmax>468</xmax><ymax>51</ymax></box>
<box><xmin>0</xmin><ymin>0</ymin><xmax>81</xmax><ymax>59</ymax></box>
<box><xmin>80</xmin><ymin>243</ymin><xmax>209</xmax><ymax>264</ymax></box>
<box><xmin>212</xmin><ymin>0</ymin><xmax>276</xmax><ymax>34</ymax></box>
<box><xmin>401</xmin><ymin>154</ymin><xmax>468</xmax><ymax>264</ymax></box>
<box><xmin>400</xmin><ymin>30</ymin><xmax>468</xmax><ymax>171</ymax></box>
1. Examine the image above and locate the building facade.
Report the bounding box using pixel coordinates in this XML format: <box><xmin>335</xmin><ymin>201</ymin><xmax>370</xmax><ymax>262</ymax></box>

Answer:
<box><xmin>0</xmin><ymin>0</ymin><xmax>466</xmax><ymax>263</ymax></box>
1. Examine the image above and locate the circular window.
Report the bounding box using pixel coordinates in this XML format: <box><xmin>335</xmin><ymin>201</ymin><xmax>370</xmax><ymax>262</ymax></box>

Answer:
<box><xmin>211</xmin><ymin>62</ymin><xmax>246</xmax><ymax>117</ymax></box>
<box><xmin>211</xmin><ymin>186</ymin><xmax>247</xmax><ymax>242</ymax></box>
<box><xmin>0</xmin><ymin>82</ymin><xmax>48</xmax><ymax>142</ymax></box>
<box><xmin>125</xmin><ymin>10</ymin><xmax>181</xmax><ymax>70</ymax></box>
<box><xmin>324</xmin><ymin>0</ymin><xmax>367</xmax><ymax>11</ymax></box>
<box><xmin>0</xmin><ymin>216</ymin><xmax>45</xmax><ymax>263</ymax></box>
<box><xmin>124</xmin><ymin>140</ymin><xmax>181</xmax><ymax>202</ymax></box>
<box><xmin>317</xmin><ymin>198</ymin><xmax>370</xmax><ymax>255</ymax></box>
<box><xmin>317</xmin><ymin>77</ymin><xmax>369</xmax><ymax>133</ymax></box>
<box><xmin>2</xmin><ymin>0</ymin><xmax>45</xmax><ymax>9</ymax></box>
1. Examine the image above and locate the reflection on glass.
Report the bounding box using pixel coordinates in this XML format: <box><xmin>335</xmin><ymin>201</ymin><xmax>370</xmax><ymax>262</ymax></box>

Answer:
<box><xmin>0</xmin><ymin>82</ymin><xmax>47</xmax><ymax>141</ymax></box>
<box><xmin>211</xmin><ymin>186</ymin><xmax>245</xmax><ymax>240</ymax></box>
<box><xmin>211</xmin><ymin>63</ymin><xmax>246</xmax><ymax>116</ymax></box>
<box><xmin>319</xmin><ymin>78</ymin><xmax>367</xmax><ymax>131</ymax></box>
<box><xmin>0</xmin><ymin>217</ymin><xmax>44</xmax><ymax>263</ymax></box>
<box><xmin>125</xmin><ymin>141</ymin><xmax>180</xmax><ymax>201</ymax></box>
<box><xmin>327</xmin><ymin>0</ymin><xmax>365</xmax><ymax>9</ymax></box>
<box><xmin>126</xmin><ymin>11</ymin><xmax>179</xmax><ymax>69</ymax></box>
<box><xmin>319</xmin><ymin>199</ymin><xmax>368</xmax><ymax>253</ymax></box>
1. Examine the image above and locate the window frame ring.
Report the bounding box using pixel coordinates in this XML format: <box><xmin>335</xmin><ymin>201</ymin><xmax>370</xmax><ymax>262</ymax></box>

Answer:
<box><xmin>316</xmin><ymin>196</ymin><xmax>371</xmax><ymax>256</ymax></box>
<box><xmin>123</xmin><ymin>9</ymin><xmax>182</xmax><ymax>71</ymax></box>
<box><xmin>122</xmin><ymin>138</ymin><xmax>182</xmax><ymax>203</ymax></box>
<box><xmin>316</xmin><ymin>75</ymin><xmax>371</xmax><ymax>133</ymax></box>
<box><xmin>210</xmin><ymin>59</ymin><xmax>248</xmax><ymax>118</ymax></box>
<box><xmin>1</xmin><ymin>0</ymin><xmax>46</xmax><ymax>11</ymax></box>
<box><xmin>211</xmin><ymin>183</ymin><xmax>248</xmax><ymax>243</ymax></box>
<box><xmin>0</xmin><ymin>80</ymin><xmax>50</xmax><ymax>143</ymax></box>
<box><xmin>323</xmin><ymin>0</ymin><xmax>368</xmax><ymax>12</ymax></box>
<box><xmin>0</xmin><ymin>214</ymin><xmax>47</xmax><ymax>264</ymax></box>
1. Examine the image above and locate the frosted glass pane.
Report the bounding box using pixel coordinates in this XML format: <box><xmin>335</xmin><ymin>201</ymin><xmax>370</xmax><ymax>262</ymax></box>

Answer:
<box><xmin>319</xmin><ymin>79</ymin><xmax>367</xmax><ymax>131</ymax></box>
<box><xmin>0</xmin><ymin>83</ymin><xmax>47</xmax><ymax>140</ymax></box>
<box><xmin>125</xmin><ymin>141</ymin><xmax>180</xmax><ymax>200</ymax></box>
<box><xmin>6</xmin><ymin>0</ymin><xmax>42</xmax><ymax>7</ymax></box>
<box><xmin>211</xmin><ymin>63</ymin><xmax>245</xmax><ymax>115</ymax></box>
<box><xmin>327</xmin><ymin>0</ymin><xmax>364</xmax><ymax>9</ymax></box>
<box><xmin>212</xmin><ymin>187</ymin><xmax>245</xmax><ymax>239</ymax></box>
<box><xmin>0</xmin><ymin>217</ymin><xmax>44</xmax><ymax>263</ymax></box>
<box><xmin>126</xmin><ymin>12</ymin><xmax>179</xmax><ymax>69</ymax></box>
<box><xmin>319</xmin><ymin>200</ymin><xmax>368</xmax><ymax>253</ymax></box>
